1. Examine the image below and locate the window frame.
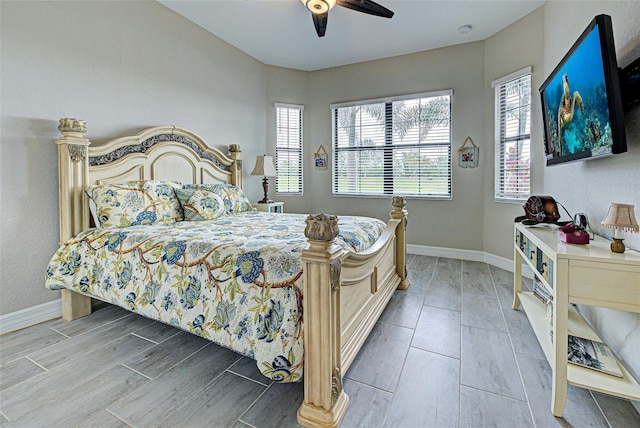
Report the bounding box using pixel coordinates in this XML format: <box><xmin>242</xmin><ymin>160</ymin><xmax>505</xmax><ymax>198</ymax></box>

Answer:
<box><xmin>330</xmin><ymin>90</ymin><xmax>453</xmax><ymax>199</ymax></box>
<box><xmin>274</xmin><ymin>102</ymin><xmax>304</xmax><ymax>196</ymax></box>
<box><xmin>492</xmin><ymin>67</ymin><xmax>532</xmax><ymax>203</ymax></box>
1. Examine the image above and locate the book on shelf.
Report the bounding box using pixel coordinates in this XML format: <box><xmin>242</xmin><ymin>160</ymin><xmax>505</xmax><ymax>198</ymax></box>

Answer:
<box><xmin>533</xmin><ymin>276</ymin><xmax>552</xmax><ymax>305</ymax></box>
<box><xmin>567</xmin><ymin>335</ymin><xmax>623</xmax><ymax>378</ymax></box>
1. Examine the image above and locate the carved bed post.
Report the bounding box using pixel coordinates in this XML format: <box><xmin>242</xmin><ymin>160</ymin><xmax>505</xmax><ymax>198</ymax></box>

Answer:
<box><xmin>391</xmin><ymin>196</ymin><xmax>410</xmax><ymax>290</ymax></box>
<box><xmin>228</xmin><ymin>144</ymin><xmax>243</xmax><ymax>190</ymax></box>
<box><xmin>297</xmin><ymin>214</ymin><xmax>349</xmax><ymax>428</ymax></box>
<box><xmin>56</xmin><ymin>118</ymin><xmax>92</xmax><ymax>320</ymax></box>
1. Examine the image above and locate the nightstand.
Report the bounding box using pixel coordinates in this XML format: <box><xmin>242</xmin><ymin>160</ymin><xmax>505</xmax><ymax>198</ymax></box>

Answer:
<box><xmin>252</xmin><ymin>202</ymin><xmax>284</xmax><ymax>213</ymax></box>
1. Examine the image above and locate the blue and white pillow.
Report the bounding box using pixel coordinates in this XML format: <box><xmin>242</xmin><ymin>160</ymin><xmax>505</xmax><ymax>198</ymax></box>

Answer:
<box><xmin>175</xmin><ymin>188</ymin><xmax>226</xmax><ymax>221</ymax></box>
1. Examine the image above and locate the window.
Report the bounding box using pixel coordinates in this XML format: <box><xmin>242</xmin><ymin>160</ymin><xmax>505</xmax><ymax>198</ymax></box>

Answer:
<box><xmin>493</xmin><ymin>67</ymin><xmax>531</xmax><ymax>202</ymax></box>
<box><xmin>332</xmin><ymin>90</ymin><xmax>452</xmax><ymax>198</ymax></box>
<box><xmin>275</xmin><ymin>103</ymin><xmax>303</xmax><ymax>195</ymax></box>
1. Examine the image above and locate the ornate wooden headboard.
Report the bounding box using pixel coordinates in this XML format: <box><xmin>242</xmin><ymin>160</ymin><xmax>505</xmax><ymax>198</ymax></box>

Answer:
<box><xmin>55</xmin><ymin>118</ymin><xmax>243</xmax><ymax>243</ymax></box>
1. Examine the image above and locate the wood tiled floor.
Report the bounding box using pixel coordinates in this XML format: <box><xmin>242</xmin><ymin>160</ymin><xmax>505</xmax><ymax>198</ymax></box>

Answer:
<box><xmin>1</xmin><ymin>256</ymin><xmax>639</xmax><ymax>427</ymax></box>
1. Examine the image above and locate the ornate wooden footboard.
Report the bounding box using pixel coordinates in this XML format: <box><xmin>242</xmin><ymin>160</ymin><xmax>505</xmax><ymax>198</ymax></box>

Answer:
<box><xmin>299</xmin><ymin>199</ymin><xmax>407</xmax><ymax>427</ymax></box>
<box><xmin>54</xmin><ymin>119</ymin><xmax>408</xmax><ymax>428</ymax></box>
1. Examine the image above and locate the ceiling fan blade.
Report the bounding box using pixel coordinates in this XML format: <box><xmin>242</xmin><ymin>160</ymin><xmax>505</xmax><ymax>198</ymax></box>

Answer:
<box><xmin>336</xmin><ymin>0</ymin><xmax>394</xmax><ymax>18</ymax></box>
<box><xmin>312</xmin><ymin>12</ymin><xmax>328</xmax><ymax>37</ymax></box>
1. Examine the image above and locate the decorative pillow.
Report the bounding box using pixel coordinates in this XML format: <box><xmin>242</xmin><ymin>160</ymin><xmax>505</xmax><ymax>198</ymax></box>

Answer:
<box><xmin>86</xmin><ymin>180</ymin><xmax>183</xmax><ymax>228</ymax></box>
<box><xmin>143</xmin><ymin>180</ymin><xmax>184</xmax><ymax>224</ymax></box>
<box><xmin>175</xmin><ymin>188</ymin><xmax>225</xmax><ymax>221</ymax></box>
<box><xmin>183</xmin><ymin>183</ymin><xmax>254</xmax><ymax>214</ymax></box>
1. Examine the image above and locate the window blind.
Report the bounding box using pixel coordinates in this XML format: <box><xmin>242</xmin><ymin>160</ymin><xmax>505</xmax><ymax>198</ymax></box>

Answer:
<box><xmin>275</xmin><ymin>103</ymin><xmax>303</xmax><ymax>195</ymax></box>
<box><xmin>332</xmin><ymin>91</ymin><xmax>452</xmax><ymax>198</ymax></box>
<box><xmin>494</xmin><ymin>71</ymin><xmax>531</xmax><ymax>202</ymax></box>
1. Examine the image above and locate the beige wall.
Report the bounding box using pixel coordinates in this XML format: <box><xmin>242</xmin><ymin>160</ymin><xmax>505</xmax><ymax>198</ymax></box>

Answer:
<box><xmin>483</xmin><ymin>8</ymin><xmax>545</xmax><ymax>259</ymax></box>
<box><xmin>0</xmin><ymin>1</ymin><xmax>269</xmax><ymax>315</ymax></box>
<box><xmin>305</xmin><ymin>42</ymin><xmax>486</xmax><ymax>251</ymax></box>
<box><xmin>264</xmin><ymin>65</ymin><xmax>311</xmax><ymax>215</ymax></box>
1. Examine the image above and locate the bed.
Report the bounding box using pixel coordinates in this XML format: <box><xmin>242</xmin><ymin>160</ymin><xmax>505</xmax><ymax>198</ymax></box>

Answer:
<box><xmin>47</xmin><ymin>118</ymin><xmax>409</xmax><ymax>427</ymax></box>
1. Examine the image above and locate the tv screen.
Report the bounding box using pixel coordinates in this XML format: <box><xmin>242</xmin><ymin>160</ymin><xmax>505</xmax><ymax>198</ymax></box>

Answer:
<box><xmin>540</xmin><ymin>14</ymin><xmax>627</xmax><ymax>166</ymax></box>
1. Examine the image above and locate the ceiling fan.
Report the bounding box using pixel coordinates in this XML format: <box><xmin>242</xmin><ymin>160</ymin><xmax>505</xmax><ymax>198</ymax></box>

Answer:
<box><xmin>300</xmin><ymin>0</ymin><xmax>394</xmax><ymax>37</ymax></box>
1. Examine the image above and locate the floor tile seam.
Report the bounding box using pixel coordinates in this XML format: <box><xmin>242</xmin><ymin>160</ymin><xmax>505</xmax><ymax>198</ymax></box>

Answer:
<box><xmin>420</xmin><ymin>302</ymin><xmax>461</xmax><ymax>313</ymax></box>
<box><xmin>24</xmin><ymin>355</ymin><xmax>48</xmax><ymax>372</ymax></box>
<box><xmin>26</xmin><ymin>317</ymin><xmax>146</xmax><ymax>365</ymax></box>
<box><xmin>459</xmin><ymin>383</ymin><xmax>530</xmax><ymax>404</ymax></box>
<box><xmin>127</xmin><ymin>340</ymin><xmax>214</xmax><ymax>381</ymax></box>
<box><xmin>226</xmin><ymin>368</ymin><xmax>273</xmax><ymax>387</ymax></box>
<box><xmin>0</xmin><ymin>354</ymin><xmax>28</xmax><ymax>367</ymax></box>
<box><xmin>0</xmin><ymin>330</ymin><xmax>72</xmax><ymax>365</ymax></box>
<box><xmin>342</xmin><ymin>376</ymin><xmax>395</xmax><ymax>396</ymax></box>
<box><xmin>104</xmin><ymin>407</ymin><xmax>136</xmax><ymax>427</ymax></box>
<box><xmin>131</xmin><ymin>360</ymin><xmax>240</xmax><ymax>428</ymax></box>
<box><xmin>377</xmin><ymin>318</ymin><xmax>418</xmax><ymax>426</ymax></box>
<box><xmin>374</xmin><ymin>320</ymin><xmax>415</xmax><ymax>336</ymax></box>
<box><xmin>236</xmin><ymin>418</ymin><xmax>258</xmax><ymax>428</ymax></box>
<box><xmin>27</xmin><ymin>331</ymin><xmax>158</xmax><ymax>378</ymax></box>
<box><xmin>407</xmin><ymin>344</ymin><xmax>460</xmax><ymax>362</ymax></box>
<box><xmin>412</xmin><ymin>255</ymin><xmax>438</xmax><ymax>273</ymax></box>
<box><xmin>378</xmin><ymin>317</ymin><xmax>419</xmax><ymax>330</ymax></box>
<box><xmin>0</xmin><ymin>356</ymin><xmax>50</xmax><ymax>393</ymax></box>
<box><xmin>104</xmin><ymin>408</ymin><xmax>135</xmax><ymax>427</ymax></box>
<box><xmin>588</xmin><ymin>389</ymin><xmax>615</xmax><ymax>428</ymax></box>
<box><xmin>486</xmin><ymin>263</ymin><xmax>538</xmax><ymax>426</ymax></box>
<box><xmin>129</xmin><ymin>331</ymin><xmax>162</xmax><ymax>345</ymax></box>
<box><xmin>49</xmin><ymin>326</ymin><xmax>73</xmax><ymax>339</ymax></box>
<box><xmin>134</xmin><ymin>327</ymin><xmax>182</xmax><ymax>345</ymax></box>
<box><xmin>236</xmin><ymin>382</ymin><xmax>276</xmax><ymax>427</ymax></box>
<box><xmin>0</xmin><ymin>408</ymin><xmax>10</xmax><ymax>422</ymax></box>
<box><xmin>52</xmin><ymin>311</ymin><xmax>135</xmax><ymax>340</ymax></box>
<box><xmin>459</xmin><ymin>322</ymin><xmax>508</xmax><ymax>336</ymax></box>
<box><xmin>120</xmin><ymin>363</ymin><xmax>153</xmax><ymax>380</ymax></box>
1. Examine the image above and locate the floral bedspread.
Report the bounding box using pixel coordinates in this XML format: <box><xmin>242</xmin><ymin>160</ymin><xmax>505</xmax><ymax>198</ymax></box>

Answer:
<box><xmin>45</xmin><ymin>211</ymin><xmax>386</xmax><ymax>382</ymax></box>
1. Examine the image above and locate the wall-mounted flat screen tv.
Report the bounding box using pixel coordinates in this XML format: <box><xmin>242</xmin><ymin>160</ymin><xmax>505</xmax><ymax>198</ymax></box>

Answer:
<box><xmin>540</xmin><ymin>14</ymin><xmax>627</xmax><ymax>166</ymax></box>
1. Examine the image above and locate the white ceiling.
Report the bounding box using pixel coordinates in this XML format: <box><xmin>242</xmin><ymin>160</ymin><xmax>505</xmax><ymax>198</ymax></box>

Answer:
<box><xmin>158</xmin><ymin>0</ymin><xmax>545</xmax><ymax>71</ymax></box>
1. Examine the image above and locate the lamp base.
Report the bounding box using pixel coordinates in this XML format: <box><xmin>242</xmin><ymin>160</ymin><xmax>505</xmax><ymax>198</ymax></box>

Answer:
<box><xmin>610</xmin><ymin>238</ymin><xmax>625</xmax><ymax>253</ymax></box>
<box><xmin>258</xmin><ymin>176</ymin><xmax>272</xmax><ymax>204</ymax></box>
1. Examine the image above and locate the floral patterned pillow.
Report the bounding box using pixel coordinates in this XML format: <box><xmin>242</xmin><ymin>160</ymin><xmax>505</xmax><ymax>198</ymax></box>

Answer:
<box><xmin>86</xmin><ymin>180</ymin><xmax>182</xmax><ymax>228</ymax></box>
<box><xmin>144</xmin><ymin>180</ymin><xmax>184</xmax><ymax>224</ymax></box>
<box><xmin>175</xmin><ymin>188</ymin><xmax>226</xmax><ymax>221</ymax></box>
<box><xmin>183</xmin><ymin>183</ymin><xmax>254</xmax><ymax>214</ymax></box>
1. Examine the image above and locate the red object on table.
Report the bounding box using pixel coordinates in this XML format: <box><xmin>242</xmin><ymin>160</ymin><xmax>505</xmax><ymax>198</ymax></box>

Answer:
<box><xmin>558</xmin><ymin>223</ymin><xmax>590</xmax><ymax>244</ymax></box>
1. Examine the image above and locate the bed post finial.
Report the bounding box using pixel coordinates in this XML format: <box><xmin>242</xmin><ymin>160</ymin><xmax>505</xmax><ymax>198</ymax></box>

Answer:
<box><xmin>391</xmin><ymin>196</ymin><xmax>410</xmax><ymax>290</ymax></box>
<box><xmin>228</xmin><ymin>144</ymin><xmax>243</xmax><ymax>190</ymax></box>
<box><xmin>298</xmin><ymin>214</ymin><xmax>349</xmax><ymax>428</ymax></box>
<box><xmin>56</xmin><ymin>118</ymin><xmax>91</xmax><ymax>242</ymax></box>
<box><xmin>56</xmin><ymin>118</ymin><xmax>92</xmax><ymax>320</ymax></box>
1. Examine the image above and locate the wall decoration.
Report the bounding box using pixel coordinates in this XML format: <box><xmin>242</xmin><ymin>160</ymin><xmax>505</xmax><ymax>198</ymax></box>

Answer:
<box><xmin>458</xmin><ymin>136</ymin><xmax>479</xmax><ymax>168</ymax></box>
<box><xmin>315</xmin><ymin>145</ymin><xmax>328</xmax><ymax>170</ymax></box>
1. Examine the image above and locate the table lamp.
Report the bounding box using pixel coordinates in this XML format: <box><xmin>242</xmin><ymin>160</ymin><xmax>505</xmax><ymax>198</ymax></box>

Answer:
<box><xmin>251</xmin><ymin>155</ymin><xmax>277</xmax><ymax>203</ymax></box>
<box><xmin>600</xmin><ymin>203</ymin><xmax>640</xmax><ymax>253</ymax></box>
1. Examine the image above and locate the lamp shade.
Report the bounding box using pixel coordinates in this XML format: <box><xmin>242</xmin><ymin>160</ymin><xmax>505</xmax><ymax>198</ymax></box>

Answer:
<box><xmin>251</xmin><ymin>155</ymin><xmax>277</xmax><ymax>177</ymax></box>
<box><xmin>601</xmin><ymin>203</ymin><xmax>640</xmax><ymax>232</ymax></box>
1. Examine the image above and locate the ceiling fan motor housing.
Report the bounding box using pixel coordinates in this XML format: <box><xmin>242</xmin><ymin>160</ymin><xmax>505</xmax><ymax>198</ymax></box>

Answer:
<box><xmin>302</xmin><ymin>0</ymin><xmax>336</xmax><ymax>14</ymax></box>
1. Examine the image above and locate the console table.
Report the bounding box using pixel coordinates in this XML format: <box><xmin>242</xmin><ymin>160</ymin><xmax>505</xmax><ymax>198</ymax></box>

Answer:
<box><xmin>513</xmin><ymin>223</ymin><xmax>640</xmax><ymax>416</ymax></box>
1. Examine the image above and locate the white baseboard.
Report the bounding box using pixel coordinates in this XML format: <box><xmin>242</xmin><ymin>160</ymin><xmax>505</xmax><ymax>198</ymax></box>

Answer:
<box><xmin>0</xmin><ymin>299</ymin><xmax>61</xmax><ymax>335</ymax></box>
<box><xmin>1</xmin><ymin>247</ymin><xmax>533</xmax><ymax>335</ymax></box>
<box><xmin>407</xmin><ymin>244</ymin><xmax>534</xmax><ymax>279</ymax></box>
